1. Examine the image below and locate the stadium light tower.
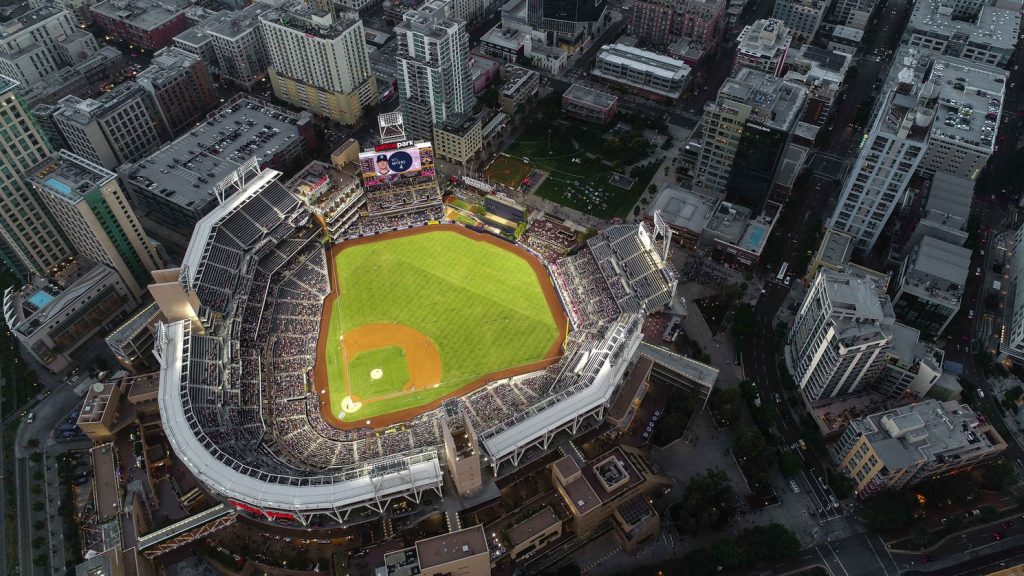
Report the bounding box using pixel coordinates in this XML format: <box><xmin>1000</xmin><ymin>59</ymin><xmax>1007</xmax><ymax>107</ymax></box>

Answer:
<box><xmin>377</xmin><ymin>112</ymin><xmax>406</xmax><ymax>144</ymax></box>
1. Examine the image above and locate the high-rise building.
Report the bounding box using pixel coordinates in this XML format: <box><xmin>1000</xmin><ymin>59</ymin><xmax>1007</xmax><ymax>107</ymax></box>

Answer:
<box><xmin>917</xmin><ymin>55</ymin><xmax>1007</xmax><ymax>180</ymax></box>
<box><xmin>261</xmin><ymin>6</ymin><xmax>377</xmax><ymax>125</ymax></box>
<box><xmin>827</xmin><ymin>52</ymin><xmax>936</xmax><ymax>253</ymax></box>
<box><xmin>29</xmin><ymin>150</ymin><xmax>163</xmax><ymax>301</ymax></box>
<box><xmin>396</xmin><ymin>0</ymin><xmax>475</xmax><ymax>140</ymax></box>
<box><xmin>0</xmin><ymin>6</ymin><xmax>97</xmax><ymax>87</ymax></box>
<box><xmin>527</xmin><ymin>0</ymin><xmax>607</xmax><ymax>47</ymax></box>
<box><xmin>1000</xmin><ymin>221</ymin><xmax>1024</xmax><ymax>364</ymax></box>
<box><xmin>136</xmin><ymin>47</ymin><xmax>217</xmax><ymax>137</ymax></box>
<box><xmin>906</xmin><ymin>0</ymin><xmax>1019</xmax><ymax>68</ymax></box>
<box><xmin>783</xmin><ymin>45</ymin><xmax>852</xmax><ymax>140</ymax></box>
<box><xmin>785</xmin><ymin>269</ymin><xmax>895</xmax><ymax>405</ymax></box>
<box><xmin>52</xmin><ymin>82</ymin><xmax>164</xmax><ymax>170</ymax></box>
<box><xmin>771</xmin><ymin>0</ymin><xmax>827</xmax><ymax>43</ymax></box>
<box><xmin>891</xmin><ymin>235</ymin><xmax>970</xmax><ymax>337</ymax></box>
<box><xmin>90</xmin><ymin>0</ymin><xmax>191</xmax><ymax>51</ymax></box>
<box><xmin>694</xmin><ymin>68</ymin><xmax>806</xmax><ymax>205</ymax></box>
<box><xmin>733</xmin><ymin>18</ymin><xmax>792</xmax><ymax>77</ymax></box>
<box><xmin>175</xmin><ymin>3</ymin><xmax>274</xmax><ymax>91</ymax></box>
<box><xmin>828</xmin><ymin>0</ymin><xmax>879</xmax><ymax>30</ymax></box>
<box><xmin>834</xmin><ymin>400</ymin><xmax>1006</xmax><ymax>498</ymax></box>
<box><xmin>667</xmin><ymin>0</ymin><xmax>725</xmax><ymax>63</ymax></box>
<box><xmin>0</xmin><ymin>75</ymin><xmax>72</xmax><ymax>277</ymax></box>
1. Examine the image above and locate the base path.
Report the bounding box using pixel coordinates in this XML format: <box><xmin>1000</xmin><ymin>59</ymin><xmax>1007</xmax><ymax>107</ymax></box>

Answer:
<box><xmin>314</xmin><ymin>224</ymin><xmax>569</xmax><ymax>429</ymax></box>
<box><xmin>341</xmin><ymin>323</ymin><xmax>442</xmax><ymax>396</ymax></box>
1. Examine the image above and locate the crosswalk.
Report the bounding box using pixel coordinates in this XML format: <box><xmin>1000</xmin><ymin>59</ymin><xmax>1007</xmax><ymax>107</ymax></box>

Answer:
<box><xmin>581</xmin><ymin>544</ymin><xmax>622</xmax><ymax>574</ymax></box>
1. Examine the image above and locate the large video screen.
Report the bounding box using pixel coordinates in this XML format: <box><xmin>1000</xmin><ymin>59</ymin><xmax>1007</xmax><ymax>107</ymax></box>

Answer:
<box><xmin>359</xmin><ymin>143</ymin><xmax>435</xmax><ymax>189</ymax></box>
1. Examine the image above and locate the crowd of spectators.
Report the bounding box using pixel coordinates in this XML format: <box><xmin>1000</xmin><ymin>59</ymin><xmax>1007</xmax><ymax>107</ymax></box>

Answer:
<box><xmin>349</xmin><ymin>205</ymin><xmax>444</xmax><ymax>238</ymax></box>
<box><xmin>520</xmin><ymin>218</ymin><xmax>577</xmax><ymax>261</ymax></box>
<box><xmin>365</xmin><ymin>185</ymin><xmax>441</xmax><ymax>217</ymax></box>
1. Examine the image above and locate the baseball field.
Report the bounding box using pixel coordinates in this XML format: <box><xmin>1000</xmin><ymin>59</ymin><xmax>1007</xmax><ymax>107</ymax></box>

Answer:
<box><xmin>316</xmin><ymin>225</ymin><xmax>567</xmax><ymax>426</ymax></box>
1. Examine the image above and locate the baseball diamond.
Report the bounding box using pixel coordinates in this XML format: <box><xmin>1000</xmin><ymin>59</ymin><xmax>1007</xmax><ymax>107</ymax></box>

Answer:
<box><xmin>315</xmin><ymin>225</ymin><xmax>568</xmax><ymax>426</ymax></box>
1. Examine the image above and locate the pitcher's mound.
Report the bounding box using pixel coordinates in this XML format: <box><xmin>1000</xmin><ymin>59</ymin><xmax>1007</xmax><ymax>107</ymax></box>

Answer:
<box><xmin>370</xmin><ymin>368</ymin><xmax>384</xmax><ymax>380</ymax></box>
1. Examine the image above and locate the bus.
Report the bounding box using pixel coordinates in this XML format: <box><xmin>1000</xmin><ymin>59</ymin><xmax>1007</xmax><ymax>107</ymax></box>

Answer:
<box><xmin>777</xmin><ymin>262</ymin><xmax>789</xmax><ymax>282</ymax></box>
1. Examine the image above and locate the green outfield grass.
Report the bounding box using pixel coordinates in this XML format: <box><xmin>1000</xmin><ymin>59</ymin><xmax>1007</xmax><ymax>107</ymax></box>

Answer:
<box><xmin>324</xmin><ymin>230</ymin><xmax>561</xmax><ymax>420</ymax></box>
<box><xmin>347</xmin><ymin>347</ymin><xmax>410</xmax><ymax>398</ymax></box>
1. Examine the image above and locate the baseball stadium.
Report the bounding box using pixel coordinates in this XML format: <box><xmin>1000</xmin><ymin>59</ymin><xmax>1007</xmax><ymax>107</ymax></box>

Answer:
<box><xmin>155</xmin><ymin>134</ymin><xmax>681</xmax><ymax>527</ymax></box>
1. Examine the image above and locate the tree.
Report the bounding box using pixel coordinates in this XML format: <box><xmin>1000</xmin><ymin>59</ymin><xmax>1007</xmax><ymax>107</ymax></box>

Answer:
<box><xmin>828</xmin><ymin>471</ymin><xmax>855</xmax><ymax>499</ymax></box>
<box><xmin>672</xmin><ymin>469</ymin><xmax>736</xmax><ymax>535</ymax></box>
<box><xmin>26</xmin><ymin>437</ymin><xmax>39</xmax><ymax>449</ymax></box>
<box><xmin>33</xmin><ymin>554</ymin><xmax>47</xmax><ymax>567</ymax></box>
<box><xmin>741</xmin><ymin>524</ymin><xmax>801</xmax><ymax>562</ymax></box>
<box><xmin>33</xmin><ymin>520</ymin><xmax>44</xmax><ymax>531</ymax></box>
<box><xmin>31</xmin><ymin>501</ymin><xmax>44</xmax><ymax>512</ymax></box>
<box><xmin>779</xmin><ymin>451</ymin><xmax>803</xmax><ymax>477</ymax></box>
<box><xmin>919</xmin><ymin>473</ymin><xmax>978</xmax><ymax>505</ymax></box>
<box><xmin>711</xmin><ymin>539</ymin><xmax>744</xmax><ymax>569</ymax></box>
<box><xmin>734</xmin><ymin>426</ymin><xmax>767</xmax><ymax>461</ymax></box>
<box><xmin>731</xmin><ymin>304</ymin><xmax>755</xmax><ymax>345</ymax></box>
<box><xmin>711</xmin><ymin>388</ymin><xmax>744</xmax><ymax>427</ymax></box>
<box><xmin>860</xmin><ymin>492</ymin><xmax>917</xmax><ymax>532</ymax></box>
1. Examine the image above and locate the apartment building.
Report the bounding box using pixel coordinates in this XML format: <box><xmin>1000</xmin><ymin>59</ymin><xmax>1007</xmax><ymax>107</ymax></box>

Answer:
<box><xmin>834</xmin><ymin>400</ymin><xmax>1006</xmax><ymax>497</ymax></box>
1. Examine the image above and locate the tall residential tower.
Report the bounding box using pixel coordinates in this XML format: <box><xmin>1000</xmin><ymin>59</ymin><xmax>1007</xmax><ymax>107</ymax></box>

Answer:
<box><xmin>0</xmin><ymin>75</ymin><xmax>72</xmax><ymax>277</ymax></box>
<box><xmin>29</xmin><ymin>150</ymin><xmax>162</xmax><ymax>301</ymax></box>
<box><xmin>395</xmin><ymin>0</ymin><xmax>475</xmax><ymax>140</ymax></box>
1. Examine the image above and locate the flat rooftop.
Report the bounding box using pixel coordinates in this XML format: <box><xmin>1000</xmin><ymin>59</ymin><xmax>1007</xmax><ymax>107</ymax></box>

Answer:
<box><xmin>3</xmin><ymin>257</ymin><xmax>110</xmax><ymax>333</ymax></box>
<box><xmin>646</xmin><ymin>184</ymin><xmax>720</xmax><ymax>233</ymax></box>
<box><xmin>819</xmin><ymin>268</ymin><xmax>890</xmax><ymax>322</ymax></box>
<box><xmin>0</xmin><ymin>5</ymin><xmax>63</xmax><ymax>38</ymax></box>
<box><xmin>901</xmin><ymin>235</ymin><xmax>970</xmax><ymax>306</ymax></box>
<box><xmin>119</xmin><ymin>97</ymin><xmax>308</xmax><ymax>211</ymax></box>
<box><xmin>851</xmin><ymin>399</ymin><xmax>1001</xmax><ymax>470</ymax></box>
<box><xmin>397</xmin><ymin>0</ymin><xmax>461</xmax><ymax>41</ymax></box>
<box><xmin>816</xmin><ymin>228</ymin><xmax>854</xmax><ymax>269</ymax></box>
<box><xmin>260</xmin><ymin>4</ymin><xmax>362</xmax><ymax>40</ymax></box>
<box><xmin>30</xmin><ymin>150</ymin><xmax>115</xmax><ymax>202</ymax></box>
<box><xmin>596</xmin><ymin>44</ymin><xmax>691</xmax><ymax>82</ymax></box>
<box><xmin>720</xmin><ymin>67</ymin><xmax>807</xmax><ymax>131</ymax></box>
<box><xmin>563</xmin><ymin>83</ymin><xmax>618</xmax><ymax>109</ymax></box>
<box><xmin>91</xmin><ymin>443</ymin><xmax>121</xmax><ymax>523</ymax></box>
<box><xmin>737</xmin><ymin>18</ymin><xmax>791</xmax><ymax>58</ymax></box>
<box><xmin>414</xmin><ymin>525</ymin><xmax>488</xmax><ymax>570</ymax></box>
<box><xmin>705</xmin><ymin>201</ymin><xmax>752</xmax><ymax>244</ymax></box>
<box><xmin>204</xmin><ymin>5</ymin><xmax>268</xmax><ymax>40</ymax></box>
<box><xmin>481</xmin><ymin>25</ymin><xmax>529</xmax><ymax>50</ymax></box>
<box><xmin>909</xmin><ymin>0</ymin><xmax>1020</xmax><ymax>50</ymax></box>
<box><xmin>925</xmin><ymin>172</ymin><xmax>974</xmax><ymax>225</ymax></box>
<box><xmin>501</xmin><ymin>64</ymin><xmax>537</xmax><ymax>97</ymax></box>
<box><xmin>930</xmin><ymin>56</ymin><xmax>1007</xmax><ymax>154</ymax></box>
<box><xmin>54</xmin><ymin>82</ymin><xmax>146</xmax><ymax>126</ymax></box>
<box><xmin>136</xmin><ymin>47</ymin><xmax>199</xmax><ymax>90</ymax></box>
<box><xmin>507</xmin><ymin>507</ymin><xmax>560</xmax><ymax>547</ymax></box>
<box><xmin>90</xmin><ymin>0</ymin><xmax>190</xmax><ymax>31</ymax></box>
